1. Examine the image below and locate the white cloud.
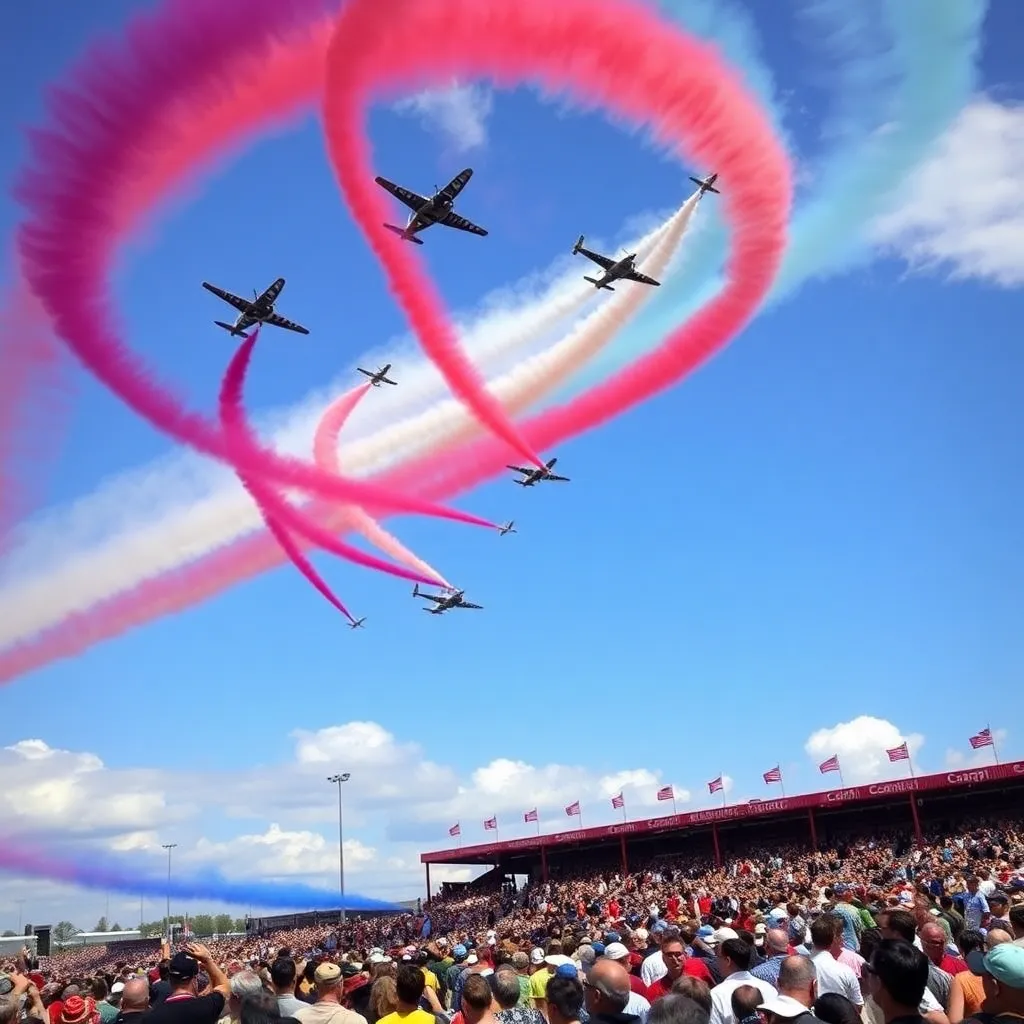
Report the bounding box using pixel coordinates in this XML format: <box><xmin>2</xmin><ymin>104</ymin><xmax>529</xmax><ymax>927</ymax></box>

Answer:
<box><xmin>0</xmin><ymin>719</ymin><xmax>703</xmax><ymax>925</ymax></box>
<box><xmin>871</xmin><ymin>97</ymin><xmax>1024</xmax><ymax>286</ymax></box>
<box><xmin>944</xmin><ymin>728</ymin><xmax>1008</xmax><ymax>769</ymax></box>
<box><xmin>392</xmin><ymin>82</ymin><xmax>494</xmax><ymax>154</ymax></box>
<box><xmin>804</xmin><ymin>715</ymin><xmax>924</xmax><ymax>784</ymax></box>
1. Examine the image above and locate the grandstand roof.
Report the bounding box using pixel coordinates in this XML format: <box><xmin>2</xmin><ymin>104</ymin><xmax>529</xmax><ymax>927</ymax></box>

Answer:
<box><xmin>421</xmin><ymin>758</ymin><xmax>1024</xmax><ymax>865</ymax></box>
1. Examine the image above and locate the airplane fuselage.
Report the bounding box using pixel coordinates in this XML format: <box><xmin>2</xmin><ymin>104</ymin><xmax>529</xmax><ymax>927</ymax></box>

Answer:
<box><xmin>593</xmin><ymin>255</ymin><xmax>636</xmax><ymax>288</ymax></box>
<box><xmin>406</xmin><ymin>194</ymin><xmax>454</xmax><ymax>235</ymax></box>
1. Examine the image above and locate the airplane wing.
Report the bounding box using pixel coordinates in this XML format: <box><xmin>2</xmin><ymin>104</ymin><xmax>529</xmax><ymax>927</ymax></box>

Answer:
<box><xmin>417</xmin><ymin>592</ymin><xmax>445</xmax><ymax>603</ymax></box>
<box><xmin>263</xmin><ymin>278</ymin><xmax>286</xmax><ymax>304</ymax></box>
<box><xmin>202</xmin><ymin>282</ymin><xmax>251</xmax><ymax>312</ymax></box>
<box><xmin>380</xmin><ymin>376</ymin><xmax>398</xmax><ymax>385</ymax></box>
<box><xmin>440</xmin><ymin>167</ymin><xmax>473</xmax><ymax>200</ymax></box>
<box><xmin>375</xmin><ymin>176</ymin><xmax>429</xmax><ymax>211</ymax></box>
<box><xmin>506</xmin><ymin>465</ymin><xmax>533</xmax><ymax>475</ymax></box>
<box><xmin>625</xmin><ymin>270</ymin><xmax>661</xmax><ymax>286</ymax></box>
<box><xmin>458</xmin><ymin>602</ymin><xmax>484</xmax><ymax>610</ymax></box>
<box><xmin>546</xmin><ymin>474</ymin><xmax>570</xmax><ymax>481</ymax></box>
<box><xmin>576</xmin><ymin>246</ymin><xmax>616</xmax><ymax>269</ymax></box>
<box><xmin>440</xmin><ymin>211</ymin><xmax>488</xmax><ymax>237</ymax></box>
<box><xmin>264</xmin><ymin>312</ymin><xmax>310</xmax><ymax>334</ymax></box>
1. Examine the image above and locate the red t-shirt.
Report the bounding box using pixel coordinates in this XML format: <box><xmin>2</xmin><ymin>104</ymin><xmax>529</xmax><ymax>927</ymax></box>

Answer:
<box><xmin>646</xmin><ymin>959</ymin><xmax>714</xmax><ymax>999</ymax></box>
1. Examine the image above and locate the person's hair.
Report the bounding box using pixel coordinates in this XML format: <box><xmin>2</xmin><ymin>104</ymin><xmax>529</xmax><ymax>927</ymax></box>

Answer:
<box><xmin>813</xmin><ymin>993</ymin><xmax>861</xmax><ymax>1024</ymax></box>
<box><xmin>778</xmin><ymin>956</ymin><xmax>816</xmax><ymax>992</ymax></box>
<box><xmin>491</xmin><ymin>968</ymin><xmax>522</xmax><ymax>1009</ymax></box>
<box><xmin>546</xmin><ymin>940</ymin><xmax>563</xmax><ymax>956</ymax></box>
<box><xmin>648</xmin><ymin>994</ymin><xmax>710</xmax><ymax>1024</ymax></box>
<box><xmin>720</xmin><ymin>939</ymin><xmax>752</xmax><ymax>972</ymax></box>
<box><xmin>90</xmin><ymin>980</ymin><xmax>108</xmax><ymax>1001</ymax></box>
<box><xmin>731</xmin><ymin>985</ymin><xmax>762</xmax><ymax>1020</ymax></box>
<box><xmin>810</xmin><ymin>916</ymin><xmax>836</xmax><ymax>949</ymax></box>
<box><xmin>231</xmin><ymin>972</ymin><xmax>265</xmax><ymax>1000</ymax></box>
<box><xmin>238</xmin><ymin>992</ymin><xmax>282</xmax><ymax>1024</ymax></box>
<box><xmin>871</xmin><ymin>939</ymin><xmax>929</xmax><ymax>1009</ymax></box>
<box><xmin>957</xmin><ymin>930</ymin><xmax>984</xmax><ymax>956</ymax></box>
<box><xmin>545</xmin><ymin>975</ymin><xmax>584</xmax><ymax>1021</ymax></box>
<box><xmin>395</xmin><ymin>965</ymin><xmax>425</xmax><ymax>1005</ymax></box>
<box><xmin>881</xmin><ymin>911</ymin><xmax>916</xmax><ymax>943</ymax></box>
<box><xmin>670</xmin><ymin>976</ymin><xmax>712</xmax><ymax>1014</ymax></box>
<box><xmin>270</xmin><ymin>959</ymin><xmax>296</xmax><ymax>990</ymax></box>
<box><xmin>369</xmin><ymin>976</ymin><xmax>398</xmax><ymax>1019</ymax></box>
<box><xmin>511</xmin><ymin>952</ymin><xmax>529</xmax><ymax>971</ymax></box>
<box><xmin>1009</xmin><ymin>906</ymin><xmax>1024</xmax><ymax>931</ymax></box>
<box><xmin>0</xmin><ymin>997</ymin><xmax>18</xmax><ymax>1024</ymax></box>
<box><xmin>857</xmin><ymin>928</ymin><xmax>882</xmax><ymax>964</ymax></box>
<box><xmin>462</xmin><ymin>974</ymin><xmax>493</xmax><ymax>1012</ymax></box>
<box><xmin>370</xmin><ymin>960</ymin><xmax>396</xmax><ymax>982</ymax></box>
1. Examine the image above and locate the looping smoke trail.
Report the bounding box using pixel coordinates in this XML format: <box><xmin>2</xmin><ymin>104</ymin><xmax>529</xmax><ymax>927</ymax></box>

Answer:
<box><xmin>313</xmin><ymin>389</ymin><xmax>451</xmax><ymax>590</ymax></box>
<box><xmin>221</xmin><ymin>335</ymin><xmax>449</xmax><ymax>588</ymax></box>
<box><xmin>0</xmin><ymin>0</ymin><xmax>789</xmax><ymax>677</ymax></box>
<box><xmin>14</xmin><ymin>0</ymin><xmax>500</xmax><ymax>537</ymax></box>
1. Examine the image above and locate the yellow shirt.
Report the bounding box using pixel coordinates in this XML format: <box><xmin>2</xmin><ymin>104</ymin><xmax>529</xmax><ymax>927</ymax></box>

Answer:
<box><xmin>420</xmin><ymin>968</ymin><xmax>438</xmax><ymax>991</ymax></box>
<box><xmin>379</xmin><ymin>1011</ymin><xmax>434</xmax><ymax>1024</ymax></box>
<box><xmin>529</xmin><ymin>968</ymin><xmax>552</xmax><ymax>1000</ymax></box>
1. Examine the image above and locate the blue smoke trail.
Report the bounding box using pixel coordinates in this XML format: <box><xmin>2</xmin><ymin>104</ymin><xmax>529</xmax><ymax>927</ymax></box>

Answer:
<box><xmin>552</xmin><ymin>0</ymin><xmax>987</xmax><ymax>401</ymax></box>
<box><xmin>0</xmin><ymin>841</ymin><xmax>401</xmax><ymax>911</ymax></box>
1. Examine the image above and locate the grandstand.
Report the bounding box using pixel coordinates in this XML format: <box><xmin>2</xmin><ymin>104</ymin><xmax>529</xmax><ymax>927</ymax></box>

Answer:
<box><xmin>420</xmin><ymin>758</ymin><xmax>1024</xmax><ymax>893</ymax></box>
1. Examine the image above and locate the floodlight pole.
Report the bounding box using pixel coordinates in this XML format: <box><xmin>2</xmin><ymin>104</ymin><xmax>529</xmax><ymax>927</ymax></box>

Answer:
<box><xmin>327</xmin><ymin>774</ymin><xmax>351</xmax><ymax>925</ymax></box>
<box><xmin>161</xmin><ymin>844</ymin><xmax>177</xmax><ymax>943</ymax></box>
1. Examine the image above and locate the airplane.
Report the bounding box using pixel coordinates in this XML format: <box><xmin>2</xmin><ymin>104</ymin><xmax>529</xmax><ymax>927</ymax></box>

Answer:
<box><xmin>507</xmin><ymin>457</ymin><xmax>570</xmax><ymax>487</ymax></box>
<box><xmin>690</xmin><ymin>172</ymin><xmax>721</xmax><ymax>195</ymax></box>
<box><xmin>374</xmin><ymin>168</ymin><xmax>488</xmax><ymax>244</ymax></box>
<box><xmin>358</xmin><ymin>364</ymin><xmax>398</xmax><ymax>387</ymax></box>
<box><xmin>349</xmin><ymin>617</ymin><xmax>366</xmax><ymax>630</ymax></box>
<box><xmin>571</xmin><ymin>236</ymin><xmax>661</xmax><ymax>291</ymax></box>
<box><xmin>412</xmin><ymin>584</ymin><xmax>483</xmax><ymax>614</ymax></box>
<box><xmin>201</xmin><ymin>277</ymin><xmax>310</xmax><ymax>337</ymax></box>
<box><xmin>497</xmin><ymin>520</ymin><xmax>517</xmax><ymax>536</ymax></box>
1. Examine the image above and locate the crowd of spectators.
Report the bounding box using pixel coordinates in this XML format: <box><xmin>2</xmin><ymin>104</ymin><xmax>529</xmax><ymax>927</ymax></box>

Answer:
<box><xmin>4</xmin><ymin>822</ymin><xmax>1024</xmax><ymax>1024</ymax></box>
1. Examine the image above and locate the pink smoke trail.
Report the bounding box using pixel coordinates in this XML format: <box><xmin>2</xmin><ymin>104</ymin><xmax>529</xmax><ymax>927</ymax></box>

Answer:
<box><xmin>0</xmin><ymin>0</ymin><xmax>789</xmax><ymax>680</ymax></box>
<box><xmin>220</xmin><ymin>335</ymin><xmax>443</xmax><ymax>587</ymax></box>
<box><xmin>216</xmin><ymin>328</ymin><xmax>357</xmax><ymax>622</ymax></box>
<box><xmin>14</xmin><ymin>0</ymin><xmax>498</xmax><ymax>532</ymax></box>
<box><xmin>313</xmin><ymin>388</ymin><xmax>451</xmax><ymax>589</ymax></box>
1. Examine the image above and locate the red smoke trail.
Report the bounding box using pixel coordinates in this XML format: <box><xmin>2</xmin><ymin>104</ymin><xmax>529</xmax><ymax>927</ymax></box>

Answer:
<box><xmin>13</xmin><ymin>4</ymin><xmax>498</xmax><ymax>535</ymax></box>
<box><xmin>322</xmin><ymin>0</ymin><xmax>790</xmax><ymax>462</ymax></box>
<box><xmin>217</xmin><ymin>329</ymin><xmax>357</xmax><ymax>622</ymax></box>
<box><xmin>220</xmin><ymin>336</ymin><xmax>448</xmax><ymax>588</ymax></box>
<box><xmin>0</xmin><ymin>0</ymin><xmax>790</xmax><ymax>679</ymax></box>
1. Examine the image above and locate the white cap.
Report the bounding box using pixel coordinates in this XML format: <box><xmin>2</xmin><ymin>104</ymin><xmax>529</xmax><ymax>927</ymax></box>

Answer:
<box><xmin>709</xmin><ymin>927</ymin><xmax>739</xmax><ymax>945</ymax></box>
<box><xmin>530</xmin><ymin>948</ymin><xmax>545</xmax><ymax>965</ymax></box>
<box><xmin>466</xmin><ymin>954</ymin><xmax>479</xmax><ymax>965</ymax></box>
<box><xmin>544</xmin><ymin>954</ymin><xmax>573</xmax><ymax>967</ymax></box>
<box><xmin>758</xmin><ymin>995</ymin><xmax>813</xmax><ymax>1018</ymax></box>
<box><xmin>110</xmin><ymin>983</ymin><xmax>125</xmax><ymax>995</ymax></box>
<box><xmin>604</xmin><ymin>943</ymin><xmax>629</xmax><ymax>961</ymax></box>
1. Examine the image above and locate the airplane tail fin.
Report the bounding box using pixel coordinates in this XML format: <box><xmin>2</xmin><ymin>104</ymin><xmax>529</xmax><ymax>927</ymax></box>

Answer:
<box><xmin>413</xmin><ymin>584</ymin><xmax>420</xmax><ymax>597</ymax></box>
<box><xmin>384</xmin><ymin>223</ymin><xmax>424</xmax><ymax>244</ymax></box>
<box><xmin>572</xmin><ymin>235</ymin><xmax>585</xmax><ymax>255</ymax></box>
<box><xmin>584</xmin><ymin>276</ymin><xmax>614</xmax><ymax>291</ymax></box>
<box><xmin>214</xmin><ymin>321</ymin><xmax>248</xmax><ymax>337</ymax></box>
<box><xmin>689</xmin><ymin>176</ymin><xmax>720</xmax><ymax>194</ymax></box>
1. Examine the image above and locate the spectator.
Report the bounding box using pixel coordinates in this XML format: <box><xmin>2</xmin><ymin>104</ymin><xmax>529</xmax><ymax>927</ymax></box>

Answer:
<box><xmin>295</xmin><ymin>963</ymin><xmax>368</xmax><ymax>1024</ymax></box>
<box><xmin>647</xmin><ymin>938</ymin><xmax>712</xmax><ymax>999</ymax></box>
<box><xmin>493</xmin><ymin>967</ymin><xmax>544</xmax><ymax>1024</ymax></box>
<box><xmin>729</xmin><ymin>986</ymin><xmax>762</xmax><ymax>1024</ymax></box>
<box><xmin>865</xmin><ymin>940</ymin><xmax>930</xmax><ymax>1024</ymax></box>
<box><xmin>143</xmin><ymin>945</ymin><xmax>230</xmax><ymax>1024</ymax></box>
<box><xmin>582</xmin><ymin>961</ymin><xmax>640</xmax><ymax>1024</ymax></box>
<box><xmin>377</xmin><ymin>965</ymin><xmax>433</xmax><ymax>1024</ymax></box>
<box><xmin>807</xmin><ymin>918</ymin><xmax>862</xmax><ymax>1007</ymax></box>
<box><xmin>112</xmin><ymin>980</ymin><xmax>149</xmax><ymax>1024</ymax></box>
<box><xmin>963</xmin><ymin>944</ymin><xmax>1024</xmax><ymax>1024</ymax></box>
<box><xmin>544</xmin><ymin>976</ymin><xmax>584</xmax><ymax>1024</ymax></box>
<box><xmin>810</xmin><ymin>994</ymin><xmax>859</xmax><ymax>1024</ymax></box>
<box><xmin>461</xmin><ymin>975</ymin><xmax>498</xmax><ymax>1024</ymax></box>
<box><xmin>272</xmin><ymin>961</ymin><xmax>307</xmax><ymax>1018</ymax></box>
<box><xmin>229</xmin><ymin>973</ymin><xmax>267</xmax><ymax>1023</ymax></box>
<box><xmin>708</xmin><ymin>940</ymin><xmax>777</xmax><ymax>1024</ymax></box>
<box><xmin>751</xmin><ymin>931</ymin><xmax>790</xmax><ymax>987</ymax></box>
<box><xmin>755</xmin><ymin>956</ymin><xmax>820</xmax><ymax>1024</ymax></box>
<box><xmin>668</xmin><ymin>980</ymin><xmax>710</xmax><ymax>1017</ymax></box>
<box><xmin>646</xmin><ymin>995</ymin><xmax>707</xmax><ymax>1024</ymax></box>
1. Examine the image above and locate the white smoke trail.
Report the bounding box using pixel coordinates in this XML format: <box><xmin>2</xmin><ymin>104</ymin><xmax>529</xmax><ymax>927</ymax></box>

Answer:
<box><xmin>0</xmin><ymin>204</ymin><xmax>690</xmax><ymax>645</ymax></box>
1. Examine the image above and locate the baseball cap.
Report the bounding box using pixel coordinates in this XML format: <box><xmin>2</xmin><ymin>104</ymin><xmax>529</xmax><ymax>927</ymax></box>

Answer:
<box><xmin>453</xmin><ymin>945</ymin><xmax>468</xmax><ymax>961</ymax></box>
<box><xmin>710</xmin><ymin>927</ymin><xmax>739</xmax><ymax>945</ymax></box>
<box><xmin>604</xmin><ymin>943</ymin><xmax>629</xmax><ymax>961</ymax></box>
<box><xmin>168</xmin><ymin>953</ymin><xmax>199</xmax><ymax>981</ymax></box>
<box><xmin>314</xmin><ymin>962</ymin><xmax>342</xmax><ymax>984</ymax></box>
<box><xmin>555</xmin><ymin>964</ymin><xmax>579</xmax><ymax>979</ymax></box>
<box><xmin>758</xmin><ymin>995</ymin><xmax>813</xmax><ymax>1018</ymax></box>
<box><xmin>530</xmin><ymin>948</ymin><xmax>545</xmax><ymax>965</ymax></box>
<box><xmin>110</xmin><ymin>983</ymin><xmax>125</xmax><ymax>995</ymax></box>
<box><xmin>968</xmin><ymin>945</ymin><xmax>1024</xmax><ymax>988</ymax></box>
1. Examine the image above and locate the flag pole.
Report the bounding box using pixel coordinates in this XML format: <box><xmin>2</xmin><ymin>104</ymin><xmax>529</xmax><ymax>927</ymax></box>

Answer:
<box><xmin>989</xmin><ymin>724</ymin><xmax>1001</xmax><ymax>764</ymax></box>
<box><xmin>536</xmin><ymin>817</ymin><xmax>541</xmax><ymax>836</ymax></box>
<box><xmin>907</xmin><ymin>745</ymin><xmax>916</xmax><ymax>778</ymax></box>
<box><xmin>672</xmin><ymin>794</ymin><xmax>677</xmax><ymax>815</ymax></box>
<box><xmin>621</xmin><ymin>801</ymin><xmax>627</xmax><ymax>823</ymax></box>
<box><xmin>578</xmin><ymin>805</ymin><xmax>584</xmax><ymax>830</ymax></box>
<box><xmin>780</xmin><ymin>770</ymin><xmax>786</xmax><ymax>798</ymax></box>
<box><xmin>721</xmin><ymin>773</ymin><xmax>726</xmax><ymax>807</ymax></box>
<box><xmin>838</xmin><ymin>759</ymin><xmax>845</xmax><ymax>788</ymax></box>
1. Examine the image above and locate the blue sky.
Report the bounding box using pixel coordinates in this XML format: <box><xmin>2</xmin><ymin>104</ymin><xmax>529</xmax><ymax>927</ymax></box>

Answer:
<box><xmin>0</xmin><ymin>0</ymin><xmax>1022</xmax><ymax>929</ymax></box>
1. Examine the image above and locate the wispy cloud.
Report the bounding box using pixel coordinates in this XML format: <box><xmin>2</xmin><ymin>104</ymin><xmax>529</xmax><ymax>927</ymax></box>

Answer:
<box><xmin>392</xmin><ymin>82</ymin><xmax>494</xmax><ymax>154</ymax></box>
<box><xmin>871</xmin><ymin>97</ymin><xmax>1024</xmax><ymax>287</ymax></box>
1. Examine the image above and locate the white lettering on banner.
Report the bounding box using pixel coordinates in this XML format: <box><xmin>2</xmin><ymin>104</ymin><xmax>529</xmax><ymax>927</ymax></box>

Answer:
<box><xmin>1013</xmin><ymin>764</ymin><xmax>1024</xmax><ymax>775</ymax></box>
<box><xmin>826</xmin><ymin>788</ymin><xmax>861</xmax><ymax>803</ymax></box>
<box><xmin>868</xmin><ymin>780</ymin><xmax>919</xmax><ymax>796</ymax></box>
<box><xmin>749</xmin><ymin>800</ymin><xmax>789</xmax><ymax>814</ymax></box>
<box><xmin>609</xmin><ymin>824</ymin><xmax>639</xmax><ymax>835</ymax></box>
<box><xmin>947</xmin><ymin>770</ymin><xmax>990</xmax><ymax>786</ymax></box>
